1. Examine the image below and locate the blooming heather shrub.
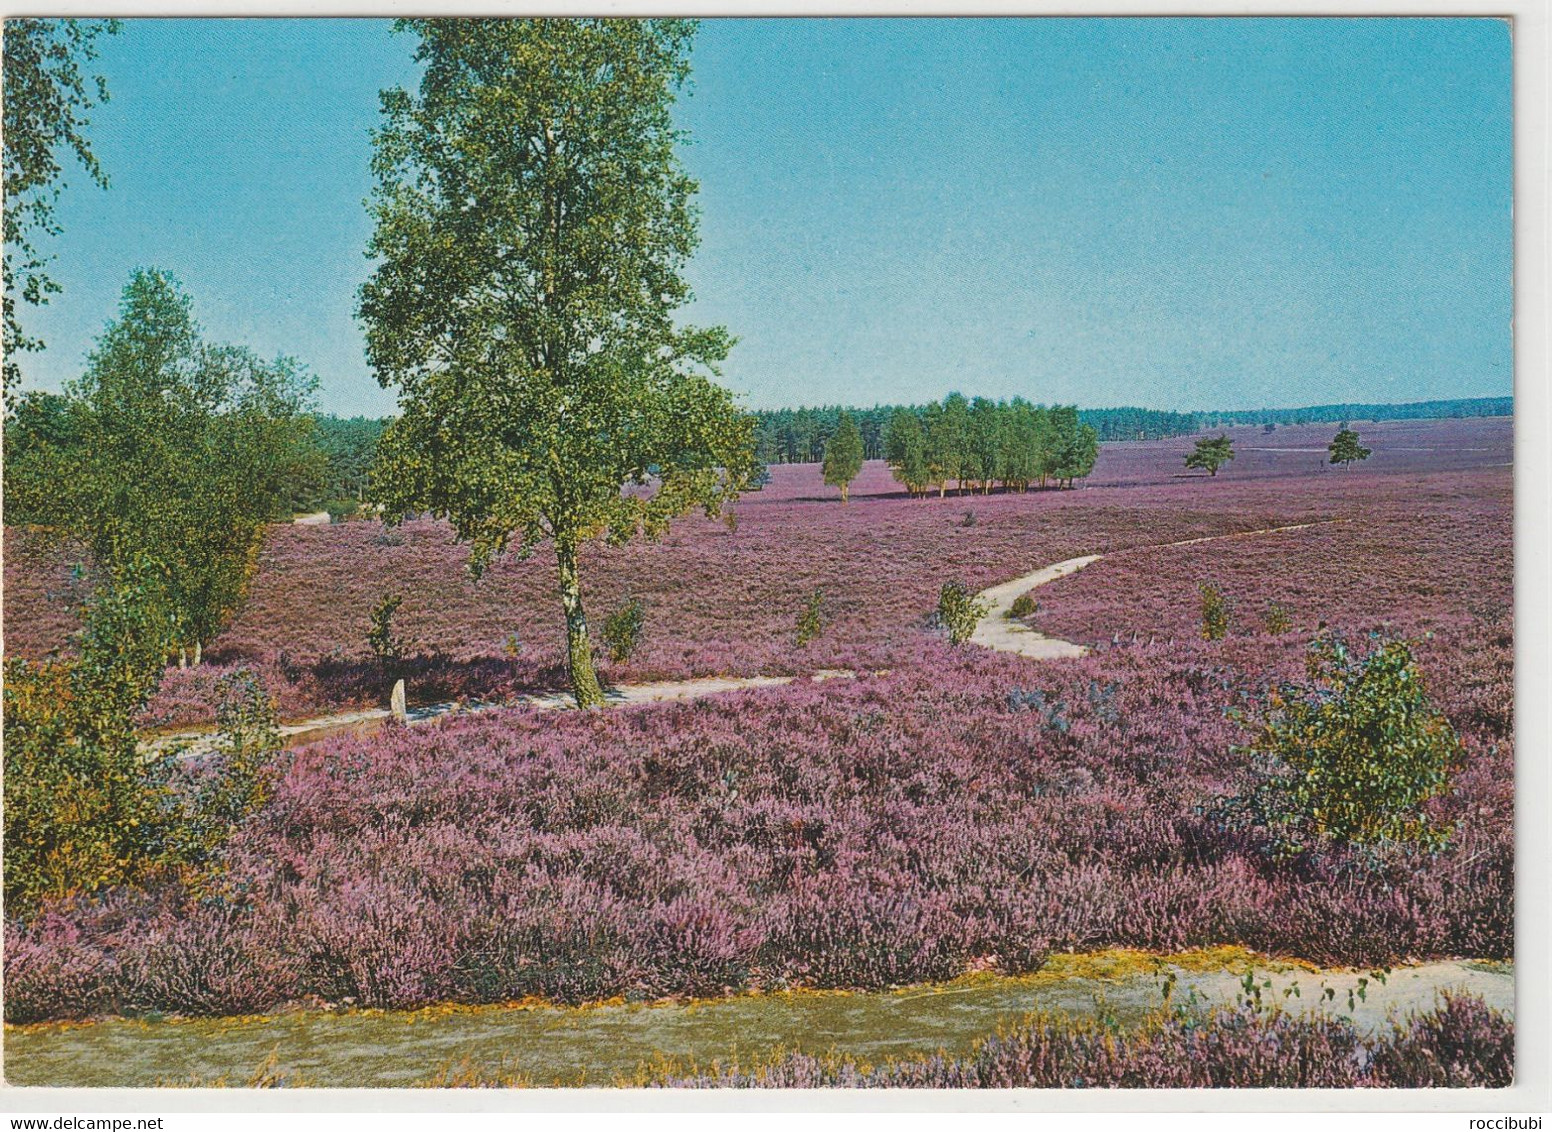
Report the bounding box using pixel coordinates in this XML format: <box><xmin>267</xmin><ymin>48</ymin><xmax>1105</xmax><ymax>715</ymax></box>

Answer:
<box><xmin>934</xmin><ymin>582</ymin><xmax>987</xmax><ymax>645</ymax></box>
<box><xmin>652</xmin><ymin>996</ymin><xmax>1512</xmax><ymax>1089</ymax></box>
<box><xmin>4</xmin><ymin>637</ymin><xmax>1511</xmax><ymax>1022</ymax></box>
<box><xmin>602</xmin><ymin>596</ymin><xmax>646</xmax><ymax>664</ymax></box>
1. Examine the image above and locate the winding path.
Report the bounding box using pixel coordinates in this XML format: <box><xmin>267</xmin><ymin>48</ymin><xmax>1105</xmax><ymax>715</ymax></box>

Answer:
<box><xmin>970</xmin><ymin>519</ymin><xmax>1346</xmax><ymax>658</ymax></box>
<box><xmin>150</xmin><ymin>671</ymin><xmax>859</xmax><ymax>758</ymax></box>
<box><xmin>152</xmin><ymin>520</ymin><xmax>1345</xmax><ymax>758</ymax></box>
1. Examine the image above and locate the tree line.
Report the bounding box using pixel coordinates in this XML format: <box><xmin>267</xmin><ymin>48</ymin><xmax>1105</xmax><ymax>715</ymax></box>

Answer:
<box><xmin>755</xmin><ymin>396</ymin><xmax>1510</xmax><ymax>467</ymax></box>
<box><xmin>756</xmin><ymin>403</ymin><xmax>1197</xmax><ymax>465</ymax></box>
<box><xmin>877</xmin><ymin>396</ymin><xmax>1099</xmax><ymax>497</ymax></box>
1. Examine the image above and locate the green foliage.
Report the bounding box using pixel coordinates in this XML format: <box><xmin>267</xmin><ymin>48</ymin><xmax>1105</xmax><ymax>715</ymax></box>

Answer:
<box><xmin>198</xmin><ymin>670</ymin><xmax>285</xmax><ymax>828</ymax></box>
<box><xmin>361</xmin><ymin>19</ymin><xmax>757</xmax><ymax>709</ymax></box>
<box><xmin>2</xmin><ymin>559</ymin><xmax>279</xmax><ymax>919</ymax></box>
<box><xmin>1240</xmin><ymin>635</ymin><xmax>1464</xmax><ymax>852</ymax></box>
<box><xmin>296</xmin><ymin>414</ymin><xmax>388</xmax><ymax>511</ymax></box>
<box><xmin>1185</xmin><ymin>434</ymin><xmax>1236</xmax><ymax>476</ymax></box>
<box><xmin>602</xmin><ymin>596</ymin><xmax>647</xmax><ymax>663</ymax></box>
<box><xmin>935</xmin><ymin>581</ymin><xmax>989</xmax><ymax>646</ymax></box>
<box><xmin>879</xmin><ymin>396</ymin><xmax>1101</xmax><ymax>496</ymax></box>
<box><xmin>323</xmin><ymin>498</ymin><xmax>361</xmax><ymax>523</ymax></box>
<box><xmin>2</xmin><ymin>18</ymin><xmax>120</xmax><ymax>399</ymax></box>
<box><xmin>1328</xmin><ymin>427</ymin><xmax>1373</xmax><ymax>468</ymax></box>
<box><xmin>367</xmin><ymin>592</ymin><xmax>409</xmax><ymax>673</ymax></box>
<box><xmin>794</xmin><ymin>587</ymin><xmax>826</xmax><ymax>647</ymax></box>
<box><xmin>3</xmin><ymin>270</ymin><xmax>318</xmax><ymax>663</ymax></box>
<box><xmin>1264</xmin><ymin>602</ymin><xmax>1293</xmax><ymax>635</ymax></box>
<box><xmin>755</xmin><ymin>404</ymin><xmax>1203</xmax><ymax>465</ymax></box>
<box><xmin>882</xmin><ymin>408</ymin><xmax>926</xmax><ymax>494</ymax></box>
<box><xmin>1009</xmin><ymin>593</ymin><xmax>1039</xmax><ymax>620</ymax></box>
<box><xmin>821</xmin><ymin>410</ymin><xmax>864</xmax><ymax>502</ymax></box>
<box><xmin>1200</xmin><ymin>582</ymin><xmax>1231</xmax><ymax>641</ymax></box>
<box><xmin>1045</xmin><ymin>405</ymin><xmax>1100</xmax><ymax>489</ymax></box>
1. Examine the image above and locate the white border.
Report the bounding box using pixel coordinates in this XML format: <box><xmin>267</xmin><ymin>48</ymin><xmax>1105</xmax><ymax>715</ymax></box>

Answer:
<box><xmin>0</xmin><ymin>1</ymin><xmax>1546</xmax><ymax>1119</ymax></box>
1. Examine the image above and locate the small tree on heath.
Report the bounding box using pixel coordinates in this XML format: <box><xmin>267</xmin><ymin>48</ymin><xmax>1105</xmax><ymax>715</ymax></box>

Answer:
<box><xmin>1243</xmin><ymin>634</ymin><xmax>1464</xmax><ymax>852</ymax></box>
<box><xmin>822</xmin><ymin>410</ymin><xmax>864</xmax><ymax>503</ymax></box>
<box><xmin>1328</xmin><ymin>427</ymin><xmax>1372</xmax><ymax>469</ymax></box>
<box><xmin>1186</xmin><ymin>434</ymin><xmax>1236</xmax><ymax>477</ymax></box>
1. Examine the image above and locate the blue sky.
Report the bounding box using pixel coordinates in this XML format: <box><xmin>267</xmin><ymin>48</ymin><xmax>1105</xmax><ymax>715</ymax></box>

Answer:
<box><xmin>12</xmin><ymin>17</ymin><xmax>1513</xmax><ymax>416</ymax></box>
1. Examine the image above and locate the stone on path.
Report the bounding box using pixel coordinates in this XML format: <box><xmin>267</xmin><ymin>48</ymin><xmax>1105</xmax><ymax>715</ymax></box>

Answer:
<box><xmin>390</xmin><ymin>678</ymin><xmax>408</xmax><ymax>722</ymax></box>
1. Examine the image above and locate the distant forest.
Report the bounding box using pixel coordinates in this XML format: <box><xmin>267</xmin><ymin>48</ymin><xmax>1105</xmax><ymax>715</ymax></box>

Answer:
<box><xmin>241</xmin><ymin>394</ymin><xmax>1515</xmax><ymax>509</ymax></box>
<box><xmin>749</xmin><ymin>396</ymin><xmax>1511</xmax><ymax>465</ymax></box>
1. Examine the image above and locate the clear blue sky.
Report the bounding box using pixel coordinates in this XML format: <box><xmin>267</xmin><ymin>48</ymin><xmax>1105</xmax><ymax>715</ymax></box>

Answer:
<box><xmin>12</xmin><ymin>17</ymin><xmax>1513</xmax><ymax>416</ymax></box>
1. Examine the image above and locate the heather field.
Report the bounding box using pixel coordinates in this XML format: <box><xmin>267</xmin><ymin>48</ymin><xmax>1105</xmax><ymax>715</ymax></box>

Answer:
<box><xmin>1</xmin><ymin>418</ymin><xmax>1515</xmax><ymax>1027</ymax></box>
<box><xmin>1</xmin><ymin>418</ymin><xmax>1511</xmax><ymax>732</ymax></box>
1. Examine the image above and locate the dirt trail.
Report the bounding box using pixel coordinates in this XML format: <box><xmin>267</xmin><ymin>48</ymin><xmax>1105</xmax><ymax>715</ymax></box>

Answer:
<box><xmin>970</xmin><ymin>520</ymin><xmax>1346</xmax><ymax>659</ymax></box>
<box><xmin>151</xmin><ymin>671</ymin><xmax>859</xmax><ymax>759</ymax></box>
<box><xmin>3</xmin><ymin>955</ymin><xmax>1511</xmax><ymax>1088</ymax></box>
<box><xmin>152</xmin><ymin>520</ymin><xmax>1344</xmax><ymax>757</ymax></box>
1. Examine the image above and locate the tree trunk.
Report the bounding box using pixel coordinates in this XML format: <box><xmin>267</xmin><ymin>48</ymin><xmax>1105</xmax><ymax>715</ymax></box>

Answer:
<box><xmin>555</xmin><ymin>537</ymin><xmax>605</xmax><ymax>709</ymax></box>
<box><xmin>193</xmin><ymin>640</ymin><xmax>202</xmax><ymax>666</ymax></box>
<box><xmin>178</xmin><ymin>647</ymin><xmax>188</xmax><ymax>669</ymax></box>
<box><xmin>840</xmin><ymin>482</ymin><xmax>849</xmax><ymax>504</ymax></box>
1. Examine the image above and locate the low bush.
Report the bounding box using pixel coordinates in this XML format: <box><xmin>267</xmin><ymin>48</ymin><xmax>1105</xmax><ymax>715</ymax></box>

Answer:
<box><xmin>1009</xmin><ymin>593</ymin><xmax>1039</xmax><ymax>619</ymax></box>
<box><xmin>5</xmin><ymin>643</ymin><xmax>1510</xmax><ymax>1023</ymax></box>
<box><xmin>1228</xmin><ymin>634</ymin><xmax>1464</xmax><ymax>854</ymax></box>
<box><xmin>2</xmin><ymin>560</ymin><xmax>281</xmax><ymax>920</ymax></box>
<box><xmin>1200</xmin><ymin>583</ymin><xmax>1230</xmax><ymax>641</ymax></box>
<box><xmin>794</xmin><ymin>588</ymin><xmax>826</xmax><ymax>648</ymax></box>
<box><xmin>935</xmin><ymin>582</ymin><xmax>988</xmax><ymax>645</ymax></box>
<box><xmin>366</xmin><ymin>592</ymin><xmax>409</xmax><ymax>676</ymax></box>
<box><xmin>602</xmin><ymin>597</ymin><xmax>646</xmax><ymax>664</ymax></box>
<box><xmin>1263</xmin><ymin>602</ymin><xmax>1292</xmax><ymax>635</ymax></box>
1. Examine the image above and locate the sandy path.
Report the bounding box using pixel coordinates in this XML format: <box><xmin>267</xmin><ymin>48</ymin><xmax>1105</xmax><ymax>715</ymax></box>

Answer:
<box><xmin>970</xmin><ymin>520</ymin><xmax>1346</xmax><ymax>659</ymax></box>
<box><xmin>150</xmin><ymin>670</ymin><xmax>859</xmax><ymax>758</ymax></box>
<box><xmin>4</xmin><ymin>955</ymin><xmax>1511</xmax><ymax>1087</ymax></box>
<box><xmin>153</xmin><ymin>520</ymin><xmax>1343</xmax><ymax>756</ymax></box>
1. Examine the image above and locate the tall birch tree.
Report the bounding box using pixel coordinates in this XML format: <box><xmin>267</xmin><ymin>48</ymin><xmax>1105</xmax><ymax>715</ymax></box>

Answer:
<box><xmin>360</xmin><ymin>19</ymin><xmax>756</xmax><ymax>708</ymax></box>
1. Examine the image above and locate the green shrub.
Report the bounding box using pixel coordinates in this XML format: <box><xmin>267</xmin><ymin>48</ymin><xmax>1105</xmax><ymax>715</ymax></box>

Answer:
<box><xmin>1264</xmin><ymin>602</ymin><xmax>1292</xmax><ymax>635</ymax></box>
<box><xmin>936</xmin><ymin>581</ymin><xmax>989</xmax><ymax>646</ymax></box>
<box><xmin>1200</xmin><ymin>582</ymin><xmax>1231</xmax><ymax>641</ymax></box>
<box><xmin>1009</xmin><ymin>593</ymin><xmax>1039</xmax><ymax>620</ymax></box>
<box><xmin>794</xmin><ymin>588</ymin><xmax>827</xmax><ymax>648</ymax></box>
<box><xmin>324</xmin><ymin>498</ymin><xmax>361</xmax><ymax>523</ymax></box>
<box><xmin>367</xmin><ymin>592</ymin><xmax>408</xmax><ymax>673</ymax></box>
<box><xmin>2</xmin><ymin>560</ymin><xmax>280</xmax><ymax>919</ymax></box>
<box><xmin>602</xmin><ymin>596</ymin><xmax>646</xmax><ymax>663</ymax></box>
<box><xmin>1237</xmin><ymin>635</ymin><xmax>1464</xmax><ymax>852</ymax></box>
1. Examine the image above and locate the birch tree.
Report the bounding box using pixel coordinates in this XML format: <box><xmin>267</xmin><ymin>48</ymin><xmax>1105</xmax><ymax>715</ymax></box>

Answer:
<box><xmin>360</xmin><ymin>19</ymin><xmax>756</xmax><ymax>708</ymax></box>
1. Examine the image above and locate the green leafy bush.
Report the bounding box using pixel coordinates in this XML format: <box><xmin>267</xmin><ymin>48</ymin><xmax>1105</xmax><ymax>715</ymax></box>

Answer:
<box><xmin>1264</xmin><ymin>602</ymin><xmax>1292</xmax><ymax>635</ymax></box>
<box><xmin>367</xmin><ymin>592</ymin><xmax>408</xmax><ymax>673</ymax></box>
<box><xmin>1009</xmin><ymin>593</ymin><xmax>1039</xmax><ymax>620</ymax></box>
<box><xmin>794</xmin><ymin>588</ymin><xmax>826</xmax><ymax>648</ymax></box>
<box><xmin>935</xmin><ymin>581</ymin><xmax>989</xmax><ymax>646</ymax></box>
<box><xmin>1236</xmin><ymin>635</ymin><xmax>1464</xmax><ymax>853</ymax></box>
<box><xmin>1200</xmin><ymin>582</ymin><xmax>1231</xmax><ymax>641</ymax></box>
<box><xmin>602</xmin><ymin>596</ymin><xmax>646</xmax><ymax>663</ymax></box>
<box><xmin>323</xmin><ymin>498</ymin><xmax>360</xmax><ymax>523</ymax></box>
<box><xmin>2</xmin><ymin>560</ymin><xmax>280</xmax><ymax>919</ymax></box>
